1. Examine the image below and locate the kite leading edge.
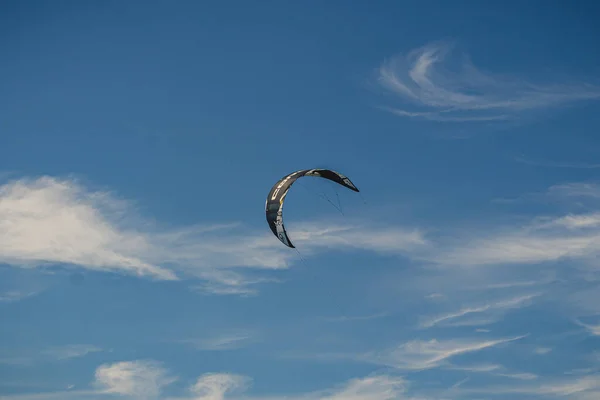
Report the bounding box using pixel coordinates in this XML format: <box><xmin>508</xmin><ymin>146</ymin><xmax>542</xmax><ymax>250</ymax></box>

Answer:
<box><xmin>265</xmin><ymin>168</ymin><xmax>359</xmax><ymax>248</ymax></box>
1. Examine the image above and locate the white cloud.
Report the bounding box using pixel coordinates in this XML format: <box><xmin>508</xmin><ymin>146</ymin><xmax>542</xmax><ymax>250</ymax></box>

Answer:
<box><xmin>496</xmin><ymin>372</ymin><xmax>538</xmax><ymax>381</ymax></box>
<box><xmin>549</xmin><ymin>213</ymin><xmax>600</xmax><ymax>229</ymax></box>
<box><xmin>418</xmin><ymin>293</ymin><xmax>539</xmax><ymax>328</ymax></box>
<box><xmin>498</xmin><ymin>181</ymin><xmax>600</xmax><ymax>207</ymax></box>
<box><xmin>547</xmin><ymin>182</ymin><xmax>600</xmax><ymax>199</ymax></box>
<box><xmin>405</xmin><ymin>182</ymin><xmax>600</xmax><ymax>324</ymax></box>
<box><xmin>575</xmin><ymin>319</ymin><xmax>600</xmax><ymax>336</ymax></box>
<box><xmin>0</xmin><ymin>176</ymin><xmax>427</xmax><ymax>294</ymax></box>
<box><xmin>0</xmin><ymin>344</ymin><xmax>102</xmax><ymax>367</ymax></box>
<box><xmin>94</xmin><ymin>360</ymin><xmax>177</xmax><ymax>399</ymax></box>
<box><xmin>433</xmin><ymin>233</ymin><xmax>596</xmax><ymax>266</ymax></box>
<box><xmin>0</xmin><ymin>290</ymin><xmax>40</xmax><ymax>303</ymax></box>
<box><xmin>426</xmin><ymin>210</ymin><xmax>600</xmax><ymax>267</ymax></box>
<box><xmin>188</xmin><ymin>373</ymin><xmax>250</xmax><ymax>400</ymax></box>
<box><xmin>534</xmin><ymin>347</ymin><xmax>553</xmax><ymax>355</ymax></box>
<box><xmin>178</xmin><ymin>331</ymin><xmax>254</xmax><ymax>351</ymax></box>
<box><xmin>447</xmin><ymin>363</ymin><xmax>538</xmax><ymax>381</ymax></box>
<box><xmin>376</xmin><ymin>40</ymin><xmax>600</xmax><ymax>122</ymax></box>
<box><xmin>0</xmin><ymin>176</ymin><xmax>177</xmax><ymax>281</ymax></box>
<box><xmin>457</xmin><ymin>374</ymin><xmax>600</xmax><ymax>399</ymax></box>
<box><xmin>42</xmin><ymin>344</ymin><xmax>103</xmax><ymax>360</ymax></box>
<box><xmin>448</xmin><ymin>363</ymin><xmax>502</xmax><ymax>373</ymax></box>
<box><xmin>182</xmin><ymin>373</ymin><xmax>411</xmax><ymax>400</ymax></box>
<box><xmin>361</xmin><ymin>335</ymin><xmax>527</xmax><ymax>371</ymax></box>
<box><xmin>0</xmin><ymin>360</ymin><xmax>178</xmax><ymax>400</ymax></box>
<box><xmin>316</xmin><ymin>375</ymin><xmax>408</xmax><ymax>400</ymax></box>
<box><xmin>0</xmin><ymin>369</ymin><xmax>416</xmax><ymax>400</ymax></box>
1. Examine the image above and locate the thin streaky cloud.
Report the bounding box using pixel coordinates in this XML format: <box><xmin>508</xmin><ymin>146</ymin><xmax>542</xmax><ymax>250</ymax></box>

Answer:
<box><xmin>313</xmin><ymin>375</ymin><xmax>408</xmax><ymax>400</ymax></box>
<box><xmin>425</xmin><ymin>293</ymin><xmax>445</xmax><ymax>300</ymax></box>
<box><xmin>360</xmin><ymin>335</ymin><xmax>528</xmax><ymax>371</ymax></box>
<box><xmin>41</xmin><ymin>344</ymin><xmax>103</xmax><ymax>360</ymax></box>
<box><xmin>496</xmin><ymin>372</ymin><xmax>538</xmax><ymax>380</ymax></box>
<box><xmin>575</xmin><ymin>319</ymin><xmax>600</xmax><ymax>336</ymax></box>
<box><xmin>446</xmin><ymin>363</ymin><xmax>538</xmax><ymax>380</ymax></box>
<box><xmin>0</xmin><ymin>290</ymin><xmax>40</xmax><ymax>303</ymax></box>
<box><xmin>492</xmin><ymin>181</ymin><xmax>600</xmax><ymax>215</ymax></box>
<box><xmin>441</xmin><ymin>316</ymin><xmax>500</xmax><ymax>328</ymax></box>
<box><xmin>191</xmin><ymin>283</ymin><xmax>260</xmax><ymax>297</ymax></box>
<box><xmin>424</xmin><ymin>206</ymin><xmax>600</xmax><ymax>267</ymax></box>
<box><xmin>418</xmin><ymin>293</ymin><xmax>539</xmax><ymax>328</ymax></box>
<box><xmin>178</xmin><ymin>331</ymin><xmax>255</xmax><ymax>351</ymax></box>
<box><xmin>446</xmin><ymin>363</ymin><xmax>502</xmax><ymax>373</ymax></box>
<box><xmin>450</xmin><ymin>377</ymin><xmax>470</xmax><ymax>390</ymax></box>
<box><xmin>547</xmin><ymin>182</ymin><xmax>600</xmax><ymax>199</ymax></box>
<box><xmin>0</xmin><ymin>389</ymin><xmax>103</xmax><ymax>400</ymax></box>
<box><xmin>537</xmin><ymin>212</ymin><xmax>600</xmax><ymax>230</ymax></box>
<box><xmin>189</xmin><ymin>270</ymin><xmax>280</xmax><ymax>297</ymax></box>
<box><xmin>380</xmin><ymin>106</ymin><xmax>510</xmax><ymax>122</ymax></box>
<box><xmin>455</xmin><ymin>374</ymin><xmax>600</xmax><ymax>398</ymax></box>
<box><xmin>376</xmin><ymin>40</ymin><xmax>600</xmax><ymax>122</ymax></box>
<box><xmin>482</xmin><ymin>279</ymin><xmax>551</xmax><ymax>289</ymax></box>
<box><xmin>0</xmin><ymin>344</ymin><xmax>102</xmax><ymax>367</ymax></box>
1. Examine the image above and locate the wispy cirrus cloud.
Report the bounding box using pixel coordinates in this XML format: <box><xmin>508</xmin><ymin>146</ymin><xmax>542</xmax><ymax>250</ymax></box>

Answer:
<box><xmin>311</xmin><ymin>375</ymin><xmax>409</xmax><ymax>400</ymax></box>
<box><xmin>0</xmin><ymin>344</ymin><xmax>103</xmax><ymax>367</ymax></box>
<box><xmin>447</xmin><ymin>363</ymin><xmax>538</xmax><ymax>381</ymax></box>
<box><xmin>376</xmin><ymin>40</ymin><xmax>600</xmax><ymax>122</ymax></box>
<box><xmin>177</xmin><ymin>330</ymin><xmax>255</xmax><ymax>351</ymax></box>
<box><xmin>493</xmin><ymin>183</ymin><xmax>600</xmax><ymax>206</ymax></box>
<box><xmin>547</xmin><ymin>182</ymin><xmax>600</xmax><ymax>200</ymax></box>
<box><xmin>426</xmin><ymin>211</ymin><xmax>600</xmax><ymax>267</ymax></box>
<box><xmin>0</xmin><ymin>290</ymin><xmax>40</xmax><ymax>303</ymax></box>
<box><xmin>412</xmin><ymin>180</ymin><xmax>600</xmax><ymax>329</ymax></box>
<box><xmin>0</xmin><ymin>176</ymin><xmax>427</xmax><ymax>295</ymax></box>
<box><xmin>454</xmin><ymin>374</ymin><xmax>600</xmax><ymax>399</ymax></box>
<box><xmin>575</xmin><ymin>319</ymin><xmax>600</xmax><ymax>336</ymax></box>
<box><xmin>360</xmin><ymin>334</ymin><xmax>527</xmax><ymax>371</ymax></box>
<box><xmin>418</xmin><ymin>293</ymin><xmax>540</xmax><ymax>328</ymax></box>
<box><xmin>42</xmin><ymin>344</ymin><xmax>103</xmax><ymax>360</ymax></box>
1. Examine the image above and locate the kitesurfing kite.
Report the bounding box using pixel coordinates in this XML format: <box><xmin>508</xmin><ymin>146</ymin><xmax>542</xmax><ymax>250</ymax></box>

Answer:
<box><xmin>265</xmin><ymin>168</ymin><xmax>359</xmax><ymax>248</ymax></box>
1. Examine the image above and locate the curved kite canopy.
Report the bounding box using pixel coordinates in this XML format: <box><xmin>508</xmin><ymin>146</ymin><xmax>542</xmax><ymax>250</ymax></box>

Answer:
<box><xmin>265</xmin><ymin>168</ymin><xmax>359</xmax><ymax>248</ymax></box>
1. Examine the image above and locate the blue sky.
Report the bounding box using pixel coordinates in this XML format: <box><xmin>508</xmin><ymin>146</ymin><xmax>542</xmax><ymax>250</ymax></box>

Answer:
<box><xmin>1</xmin><ymin>0</ymin><xmax>600</xmax><ymax>399</ymax></box>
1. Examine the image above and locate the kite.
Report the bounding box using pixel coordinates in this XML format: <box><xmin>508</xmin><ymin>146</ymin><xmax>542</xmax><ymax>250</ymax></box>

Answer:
<box><xmin>265</xmin><ymin>168</ymin><xmax>359</xmax><ymax>248</ymax></box>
